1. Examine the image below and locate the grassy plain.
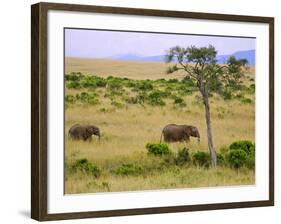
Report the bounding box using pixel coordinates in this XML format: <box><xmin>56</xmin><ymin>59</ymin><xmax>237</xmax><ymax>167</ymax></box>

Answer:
<box><xmin>65</xmin><ymin>57</ymin><xmax>255</xmax><ymax>194</ymax></box>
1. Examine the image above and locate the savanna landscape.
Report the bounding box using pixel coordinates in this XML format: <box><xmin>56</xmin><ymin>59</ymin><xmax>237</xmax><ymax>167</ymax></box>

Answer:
<box><xmin>64</xmin><ymin>55</ymin><xmax>255</xmax><ymax>194</ymax></box>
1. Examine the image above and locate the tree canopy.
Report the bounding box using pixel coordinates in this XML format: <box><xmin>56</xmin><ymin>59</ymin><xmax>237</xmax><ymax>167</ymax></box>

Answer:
<box><xmin>165</xmin><ymin>45</ymin><xmax>248</xmax><ymax>96</ymax></box>
<box><xmin>165</xmin><ymin>45</ymin><xmax>248</xmax><ymax>167</ymax></box>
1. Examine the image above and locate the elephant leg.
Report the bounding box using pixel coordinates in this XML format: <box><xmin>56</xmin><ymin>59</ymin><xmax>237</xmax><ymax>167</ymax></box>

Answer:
<box><xmin>82</xmin><ymin>133</ymin><xmax>88</xmax><ymax>141</ymax></box>
<box><xmin>184</xmin><ymin>136</ymin><xmax>190</xmax><ymax>147</ymax></box>
<box><xmin>88</xmin><ymin>136</ymin><xmax>93</xmax><ymax>142</ymax></box>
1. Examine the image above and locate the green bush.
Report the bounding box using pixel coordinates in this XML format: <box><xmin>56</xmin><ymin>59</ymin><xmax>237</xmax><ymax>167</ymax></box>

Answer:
<box><xmin>216</xmin><ymin>153</ymin><xmax>226</xmax><ymax>166</ymax></box>
<box><xmin>65</xmin><ymin>95</ymin><xmax>76</xmax><ymax>104</ymax></box>
<box><xmin>146</xmin><ymin>90</ymin><xmax>167</xmax><ymax>106</ymax></box>
<box><xmin>65</xmin><ymin>72</ymin><xmax>83</xmax><ymax>81</ymax></box>
<box><xmin>168</xmin><ymin>78</ymin><xmax>179</xmax><ymax>83</ymax></box>
<box><xmin>177</xmin><ymin>85</ymin><xmax>193</xmax><ymax>96</ymax></box>
<box><xmin>76</xmin><ymin>92</ymin><xmax>99</xmax><ymax>105</ymax></box>
<box><xmin>146</xmin><ymin>143</ymin><xmax>171</xmax><ymax>156</ymax></box>
<box><xmin>66</xmin><ymin>80</ymin><xmax>81</xmax><ymax>89</ymax></box>
<box><xmin>245</xmin><ymin>83</ymin><xmax>255</xmax><ymax>94</ymax></box>
<box><xmin>134</xmin><ymin>80</ymin><xmax>153</xmax><ymax>91</ymax></box>
<box><xmin>240</xmin><ymin>98</ymin><xmax>253</xmax><ymax>104</ymax></box>
<box><xmin>182</xmin><ymin>77</ymin><xmax>196</xmax><ymax>87</ymax></box>
<box><xmin>115</xmin><ymin>163</ymin><xmax>144</xmax><ymax>176</ymax></box>
<box><xmin>107</xmin><ymin>78</ymin><xmax>123</xmax><ymax>90</ymax></box>
<box><xmin>227</xmin><ymin>149</ymin><xmax>247</xmax><ymax>168</ymax></box>
<box><xmin>81</xmin><ymin>76</ymin><xmax>107</xmax><ymax>88</ymax></box>
<box><xmin>173</xmin><ymin>97</ymin><xmax>186</xmax><ymax>107</ymax></box>
<box><xmin>93</xmin><ymin>76</ymin><xmax>107</xmax><ymax>87</ymax></box>
<box><xmin>70</xmin><ymin>159</ymin><xmax>101</xmax><ymax>177</ymax></box>
<box><xmin>192</xmin><ymin>151</ymin><xmax>211</xmax><ymax>167</ymax></box>
<box><xmin>229</xmin><ymin>140</ymin><xmax>255</xmax><ymax>155</ymax></box>
<box><xmin>221</xmin><ymin>89</ymin><xmax>232</xmax><ymax>100</ymax></box>
<box><xmin>245</xmin><ymin>150</ymin><xmax>255</xmax><ymax>169</ymax></box>
<box><xmin>174</xmin><ymin>147</ymin><xmax>190</xmax><ymax>165</ymax></box>
<box><xmin>229</xmin><ymin>140</ymin><xmax>255</xmax><ymax>169</ymax></box>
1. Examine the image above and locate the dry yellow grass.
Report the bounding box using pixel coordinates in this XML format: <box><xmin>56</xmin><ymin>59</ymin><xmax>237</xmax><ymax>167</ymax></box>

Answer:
<box><xmin>66</xmin><ymin>166</ymin><xmax>255</xmax><ymax>194</ymax></box>
<box><xmin>66</xmin><ymin>57</ymin><xmax>188</xmax><ymax>80</ymax></box>
<box><xmin>65</xmin><ymin>58</ymin><xmax>255</xmax><ymax>194</ymax></box>
<box><xmin>65</xmin><ymin>57</ymin><xmax>255</xmax><ymax>81</ymax></box>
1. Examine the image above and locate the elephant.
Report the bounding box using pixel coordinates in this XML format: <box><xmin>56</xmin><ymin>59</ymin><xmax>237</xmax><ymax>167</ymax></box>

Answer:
<box><xmin>68</xmin><ymin>124</ymin><xmax>100</xmax><ymax>141</ymax></box>
<box><xmin>160</xmin><ymin>124</ymin><xmax>200</xmax><ymax>143</ymax></box>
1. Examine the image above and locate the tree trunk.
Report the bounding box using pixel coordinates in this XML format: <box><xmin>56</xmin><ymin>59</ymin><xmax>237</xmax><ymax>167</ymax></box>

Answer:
<box><xmin>201</xmin><ymin>90</ymin><xmax>217</xmax><ymax>167</ymax></box>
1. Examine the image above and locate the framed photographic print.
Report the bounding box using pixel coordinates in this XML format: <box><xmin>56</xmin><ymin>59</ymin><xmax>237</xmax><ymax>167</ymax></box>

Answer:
<box><xmin>31</xmin><ymin>2</ymin><xmax>274</xmax><ymax>221</ymax></box>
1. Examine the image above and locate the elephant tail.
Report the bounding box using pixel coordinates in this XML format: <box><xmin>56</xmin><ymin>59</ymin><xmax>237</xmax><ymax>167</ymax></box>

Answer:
<box><xmin>159</xmin><ymin>131</ymin><xmax>163</xmax><ymax>143</ymax></box>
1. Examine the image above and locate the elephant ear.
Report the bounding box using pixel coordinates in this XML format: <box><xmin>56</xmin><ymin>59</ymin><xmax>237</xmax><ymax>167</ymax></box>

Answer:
<box><xmin>85</xmin><ymin>127</ymin><xmax>93</xmax><ymax>135</ymax></box>
<box><xmin>184</xmin><ymin>126</ymin><xmax>192</xmax><ymax>135</ymax></box>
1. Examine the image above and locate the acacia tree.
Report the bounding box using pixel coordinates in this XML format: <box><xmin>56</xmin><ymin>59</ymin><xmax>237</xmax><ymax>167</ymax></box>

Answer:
<box><xmin>165</xmin><ymin>45</ymin><xmax>247</xmax><ymax>167</ymax></box>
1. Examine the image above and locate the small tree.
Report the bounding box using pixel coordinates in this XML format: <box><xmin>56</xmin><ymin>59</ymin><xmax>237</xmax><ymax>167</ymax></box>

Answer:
<box><xmin>165</xmin><ymin>45</ymin><xmax>247</xmax><ymax>167</ymax></box>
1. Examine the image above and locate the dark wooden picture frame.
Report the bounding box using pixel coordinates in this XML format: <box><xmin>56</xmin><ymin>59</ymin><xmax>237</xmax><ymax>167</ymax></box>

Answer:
<box><xmin>31</xmin><ymin>2</ymin><xmax>274</xmax><ymax>221</ymax></box>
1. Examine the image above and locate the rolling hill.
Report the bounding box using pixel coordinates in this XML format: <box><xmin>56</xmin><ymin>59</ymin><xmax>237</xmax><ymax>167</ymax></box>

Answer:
<box><xmin>108</xmin><ymin>49</ymin><xmax>255</xmax><ymax>65</ymax></box>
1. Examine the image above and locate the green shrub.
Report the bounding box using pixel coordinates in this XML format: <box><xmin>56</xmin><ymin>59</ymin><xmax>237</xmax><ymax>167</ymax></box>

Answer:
<box><xmin>76</xmin><ymin>92</ymin><xmax>99</xmax><ymax>105</ymax></box>
<box><xmin>221</xmin><ymin>89</ymin><xmax>232</xmax><ymax>100</ymax></box>
<box><xmin>80</xmin><ymin>76</ymin><xmax>107</xmax><ymax>88</ymax></box>
<box><xmin>65</xmin><ymin>95</ymin><xmax>76</xmax><ymax>104</ymax></box>
<box><xmin>216</xmin><ymin>153</ymin><xmax>226</xmax><ymax>166</ymax></box>
<box><xmin>173</xmin><ymin>97</ymin><xmax>186</xmax><ymax>107</ymax></box>
<box><xmin>146</xmin><ymin>90</ymin><xmax>167</xmax><ymax>106</ymax></box>
<box><xmin>192</xmin><ymin>151</ymin><xmax>211</xmax><ymax>167</ymax></box>
<box><xmin>168</xmin><ymin>78</ymin><xmax>179</xmax><ymax>83</ymax></box>
<box><xmin>146</xmin><ymin>143</ymin><xmax>171</xmax><ymax>156</ymax></box>
<box><xmin>229</xmin><ymin>140</ymin><xmax>255</xmax><ymax>169</ymax></box>
<box><xmin>245</xmin><ymin>150</ymin><xmax>255</xmax><ymax>169</ymax></box>
<box><xmin>174</xmin><ymin>148</ymin><xmax>190</xmax><ymax>165</ymax></box>
<box><xmin>182</xmin><ymin>77</ymin><xmax>196</xmax><ymax>87</ymax></box>
<box><xmin>177</xmin><ymin>85</ymin><xmax>193</xmax><ymax>96</ymax></box>
<box><xmin>65</xmin><ymin>72</ymin><xmax>83</xmax><ymax>81</ymax></box>
<box><xmin>134</xmin><ymin>80</ymin><xmax>153</xmax><ymax>91</ymax></box>
<box><xmin>227</xmin><ymin>149</ymin><xmax>247</xmax><ymax>168</ymax></box>
<box><xmin>93</xmin><ymin>76</ymin><xmax>107</xmax><ymax>87</ymax></box>
<box><xmin>66</xmin><ymin>80</ymin><xmax>81</xmax><ymax>89</ymax></box>
<box><xmin>70</xmin><ymin>159</ymin><xmax>101</xmax><ymax>177</ymax></box>
<box><xmin>229</xmin><ymin>140</ymin><xmax>255</xmax><ymax>155</ymax></box>
<box><xmin>248</xmin><ymin>83</ymin><xmax>255</xmax><ymax>94</ymax></box>
<box><xmin>115</xmin><ymin>163</ymin><xmax>144</xmax><ymax>176</ymax></box>
<box><xmin>240</xmin><ymin>98</ymin><xmax>253</xmax><ymax>104</ymax></box>
<box><xmin>107</xmin><ymin>78</ymin><xmax>123</xmax><ymax>90</ymax></box>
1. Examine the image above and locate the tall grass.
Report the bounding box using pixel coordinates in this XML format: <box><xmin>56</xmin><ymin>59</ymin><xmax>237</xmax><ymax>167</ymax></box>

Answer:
<box><xmin>64</xmin><ymin>59</ymin><xmax>255</xmax><ymax>194</ymax></box>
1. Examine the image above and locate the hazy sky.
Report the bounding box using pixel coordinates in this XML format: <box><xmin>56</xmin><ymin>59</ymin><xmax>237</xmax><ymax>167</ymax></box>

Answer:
<box><xmin>65</xmin><ymin>29</ymin><xmax>255</xmax><ymax>58</ymax></box>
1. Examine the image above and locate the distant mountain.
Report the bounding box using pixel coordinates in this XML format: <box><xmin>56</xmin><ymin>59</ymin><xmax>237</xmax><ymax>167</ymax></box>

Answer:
<box><xmin>216</xmin><ymin>50</ymin><xmax>255</xmax><ymax>65</ymax></box>
<box><xmin>110</xmin><ymin>53</ymin><xmax>144</xmax><ymax>61</ymax></box>
<box><xmin>108</xmin><ymin>49</ymin><xmax>255</xmax><ymax>65</ymax></box>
